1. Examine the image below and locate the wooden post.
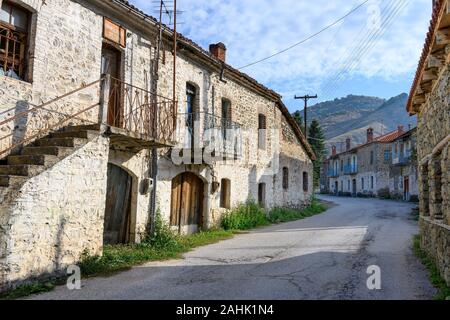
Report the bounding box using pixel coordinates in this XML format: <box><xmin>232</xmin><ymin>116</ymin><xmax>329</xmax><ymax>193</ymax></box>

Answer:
<box><xmin>99</xmin><ymin>74</ymin><xmax>111</xmax><ymax>125</ymax></box>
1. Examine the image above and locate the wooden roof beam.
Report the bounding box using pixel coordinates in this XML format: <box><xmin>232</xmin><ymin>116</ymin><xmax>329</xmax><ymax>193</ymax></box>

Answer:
<box><xmin>436</xmin><ymin>26</ymin><xmax>450</xmax><ymax>46</ymax></box>
<box><xmin>422</xmin><ymin>67</ymin><xmax>439</xmax><ymax>82</ymax></box>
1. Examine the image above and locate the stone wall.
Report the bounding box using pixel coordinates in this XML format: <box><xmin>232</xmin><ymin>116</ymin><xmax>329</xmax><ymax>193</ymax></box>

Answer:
<box><xmin>417</xmin><ymin>62</ymin><xmax>450</xmax><ymax>286</ymax></box>
<box><xmin>0</xmin><ymin>135</ymin><xmax>109</xmax><ymax>291</ymax></box>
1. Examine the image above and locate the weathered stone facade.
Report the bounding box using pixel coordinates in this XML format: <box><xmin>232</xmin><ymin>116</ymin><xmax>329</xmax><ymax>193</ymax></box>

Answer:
<box><xmin>0</xmin><ymin>0</ymin><xmax>315</xmax><ymax>290</ymax></box>
<box><xmin>407</xmin><ymin>0</ymin><xmax>450</xmax><ymax>285</ymax></box>
<box><xmin>325</xmin><ymin>127</ymin><xmax>418</xmax><ymax>200</ymax></box>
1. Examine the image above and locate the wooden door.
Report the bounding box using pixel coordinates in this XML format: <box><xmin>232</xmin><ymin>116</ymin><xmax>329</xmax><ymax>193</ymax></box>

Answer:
<box><xmin>170</xmin><ymin>172</ymin><xmax>204</xmax><ymax>233</ymax></box>
<box><xmin>104</xmin><ymin>164</ymin><xmax>133</xmax><ymax>245</ymax></box>
<box><xmin>101</xmin><ymin>44</ymin><xmax>122</xmax><ymax>127</ymax></box>
<box><xmin>404</xmin><ymin>176</ymin><xmax>410</xmax><ymax>201</ymax></box>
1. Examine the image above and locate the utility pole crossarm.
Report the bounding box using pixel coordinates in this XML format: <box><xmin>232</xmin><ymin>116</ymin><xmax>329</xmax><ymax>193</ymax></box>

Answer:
<box><xmin>294</xmin><ymin>94</ymin><xmax>318</xmax><ymax>136</ymax></box>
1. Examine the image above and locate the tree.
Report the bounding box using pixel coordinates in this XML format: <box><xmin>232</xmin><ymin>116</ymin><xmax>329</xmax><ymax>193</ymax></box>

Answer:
<box><xmin>292</xmin><ymin>111</ymin><xmax>304</xmax><ymax>134</ymax></box>
<box><xmin>308</xmin><ymin>119</ymin><xmax>326</xmax><ymax>189</ymax></box>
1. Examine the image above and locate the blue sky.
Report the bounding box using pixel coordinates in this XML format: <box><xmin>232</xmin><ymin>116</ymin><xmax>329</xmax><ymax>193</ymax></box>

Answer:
<box><xmin>129</xmin><ymin>0</ymin><xmax>431</xmax><ymax>112</ymax></box>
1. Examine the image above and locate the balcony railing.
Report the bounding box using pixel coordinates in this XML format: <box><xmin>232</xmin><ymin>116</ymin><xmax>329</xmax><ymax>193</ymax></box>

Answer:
<box><xmin>175</xmin><ymin>112</ymin><xmax>242</xmax><ymax>161</ymax></box>
<box><xmin>0</xmin><ymin>75</ymin><xmax>177</xmax><ymax>158</ymax></box>
<box><xmin>343</xmin><ymin>164</ymin><xmax>358</xmax><ymax>175</ymax></box>
<box><xmin>392</xmin><ymin>151</ymin><xmax>411</xmax><ymax>166</ymax></box>
<box><xmin>327</xmin><ymin>169</ymin><xmax>339</xmax><ymax>178</ymax></box>
<box><xmin>108</xmin><ymin>77</ymin><xmax>177</xmax><ymax>145</ymax></box>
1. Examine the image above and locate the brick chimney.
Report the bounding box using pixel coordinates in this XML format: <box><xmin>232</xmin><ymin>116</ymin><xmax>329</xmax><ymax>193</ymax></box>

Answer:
<box><xmin>367</xmin><ymin>128</ymin><xmax>374</xmax><ymax>143</ymax></box>
<box><xmin>398</xmin><ymin>125</ymin><xmax>404</xmax><ymax>134</ymax></box>
<box><xmin>332</xmin><ymin>145</ymin><xmax>337</xmax><ymax>156</ymax></box>
<box><xmin>346</xmin><ymin>138</ymin><xmax>351</xmax><ymax>151</ymax></box>
<box><xmin>209</xmin><ymin>42</ymin><xmax>227</xmax><ymax>62</ymax></box>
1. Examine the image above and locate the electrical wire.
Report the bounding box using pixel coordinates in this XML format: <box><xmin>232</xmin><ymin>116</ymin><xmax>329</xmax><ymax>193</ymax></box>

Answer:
<box><xmin>238</xmin><ymin>0</ymin><xmax>370</xmax><ymax>70</ymax></box>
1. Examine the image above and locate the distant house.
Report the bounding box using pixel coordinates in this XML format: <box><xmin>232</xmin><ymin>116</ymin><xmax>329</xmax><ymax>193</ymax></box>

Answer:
<box><xmin>407</xmin><ymin>0</ymin><xmax>450</xmax><ymax>286</ymax></box>
<box><xmin>323</xmin><ymin>126</ymin><xmax>418</xmax><ymax>200</ymax></box>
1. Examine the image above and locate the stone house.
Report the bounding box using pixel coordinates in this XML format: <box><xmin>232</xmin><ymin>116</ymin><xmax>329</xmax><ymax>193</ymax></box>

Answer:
<box><xmin>388</xmin><ymin>128</ymin><xmax>419</xmax><ymax>201</ymax></box>
<box><xmin>0</xmin><ymin>0</ymin><xmax>315</xmax><ymax>291</ymax></box>
<box><xmin>325</xmin><ymin>126</ymin><xmax>417</xmax><ymax>199</ymax></box>
<box><xmin>407</xmin><ymin>0</ymin><xmax>450</xmax><ymax>285</ymax></box>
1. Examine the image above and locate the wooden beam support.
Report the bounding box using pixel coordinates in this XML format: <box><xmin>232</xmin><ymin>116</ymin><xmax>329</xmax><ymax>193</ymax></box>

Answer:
<box><xmin>436</xmin><ymin>27</ymin><xmax>450</xmax><ymax>46</ymax></box>
<box><xmin>422</xmin><ymin>67</ymin><xmax>439</xmax><ymax>82</ymax></box>
<box><xmin>421</xmin><ymin>80</ymin><xmax>434</xmax><ymax>93</ymax></box>
<box><xmin>413</xmin><ymin>94</ymin><xmax>426</xmax><ymax>105</ymax></box>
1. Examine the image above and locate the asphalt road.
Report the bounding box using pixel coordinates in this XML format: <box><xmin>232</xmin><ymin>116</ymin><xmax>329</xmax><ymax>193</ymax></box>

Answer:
<box><xmin>30</xmin><ymin>196</ymin><xmax>436</xmax><ymax>300</ymax></box>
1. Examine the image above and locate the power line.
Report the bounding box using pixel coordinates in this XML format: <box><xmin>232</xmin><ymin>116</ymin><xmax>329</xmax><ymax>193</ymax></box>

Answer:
<box><xmin>320</xmin><ymin>0</ymin><xmax>410</xmax><ymax>99</ymax></box>
<box><xmin>238</xmin><ymin>0</ymin><xmax>370</xmax><ymax>70</ymax></box>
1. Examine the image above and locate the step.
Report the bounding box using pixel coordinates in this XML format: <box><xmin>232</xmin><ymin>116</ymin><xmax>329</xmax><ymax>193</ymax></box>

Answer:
<box><xmin>50</xmin><ymin>130</ymin><xmax>99</xmax><ymax>140</ymax></box>
<box><xmin>0</xmin><ymin>165</ymin><xmax>41</xmax><ymax>177</ymax></box>
<box><xmin>62</xmin><ymin>124</ymin><xmax>101</xmax><ymax>133</ymax></box>
<box><xmin>7</xmin><ymin>154</ymin><xmax>58</xmax><ymax>166</ymax></box>
<box><xmin>0</xmin><ymin>175</ymin><xmax>28</xmax><ymax>187</ymax></box>
<box><xmin>35</xmin><ymin>137</ymin><xmax>87</xmax><ymax>148</ymax></box>
<box><xmin>21</xmin><ymin>146</ymin><xmax>73</xmax><ymax>157</ymax></box>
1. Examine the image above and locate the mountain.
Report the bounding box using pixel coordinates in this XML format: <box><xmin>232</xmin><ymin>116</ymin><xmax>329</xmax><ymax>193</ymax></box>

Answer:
<box><xmin>306</xmin><ymin>93</ymin><xmax>416</xmax><ymax>154</ymax></box>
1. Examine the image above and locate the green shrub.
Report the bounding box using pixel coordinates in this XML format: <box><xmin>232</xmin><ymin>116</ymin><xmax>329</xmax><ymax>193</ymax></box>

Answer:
<box><xmin>144</xmin><ymin>211</ymin><xmax>179</xmax><ymax>249</ymax></box>
<box><xmin>221</xmin><ymin>202</ymin><xmax>268</xmax><ymax>230</ymax></box>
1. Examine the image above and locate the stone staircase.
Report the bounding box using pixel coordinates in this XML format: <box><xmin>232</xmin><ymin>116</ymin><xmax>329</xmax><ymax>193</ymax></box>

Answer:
<box><xmin>0</xmin><ymin>126</ymin><xmax>100</xmax><ymax>189</ymax></box>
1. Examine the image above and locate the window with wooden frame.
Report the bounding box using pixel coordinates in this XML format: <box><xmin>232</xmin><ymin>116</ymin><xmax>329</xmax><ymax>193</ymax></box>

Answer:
<box><xmin>258</xmin><ymin>113</ymin><xmax>267</xmax><ymax>150</ymax></box>
<box><xmin>0</xmin><ymin>1</ymin><xmax>30</xmax><ymax>81</ymax></box>
<box><xmin>282</xmin><ymin>167</ymin><xmax>289</xmax><ymax>190</ymax></box>
<box><xmin>220</xmin><ymin>178</ymin><xmax>231</xmax><ymax>209</ymax></box>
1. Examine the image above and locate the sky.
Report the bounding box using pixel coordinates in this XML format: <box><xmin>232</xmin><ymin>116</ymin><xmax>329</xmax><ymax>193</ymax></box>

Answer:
<box><xmin>129</xmin><ymin>0</ymin><xmax>432</xmax><ymax>112</ymax></box>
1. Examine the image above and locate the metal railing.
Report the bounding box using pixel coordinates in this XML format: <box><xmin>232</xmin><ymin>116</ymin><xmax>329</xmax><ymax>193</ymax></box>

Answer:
<box><xmin>327</xmin><ymin>169</ymin><xmax>339</xmax><ymax>178</ymax></box>
<box><xmin>392</xmin><ymin>150</ymin><xmax>412</xmax><ymax>166</ymax></box>
<box><xmin>108</xmin><ymin>77</ymin><xmax>177</xmax><ymax>143</ymax></box>
<box><xmin>0</xmin><ymin>79</ymin><xmax>103</xmax><ymax>157</ymax></box>
<box><xmin>0</xmin><ymin>75</ymin><xmax>177</xmax><ymax>158</ymax></box>
<box><xmin>176</xmin><ymin>112</ymin><xmax>242</xmax><ymax>157</ymax></box>
<box><xmin>343</xmin><ymin>164</ymin><xmax>358</xmax><ymax>175</ymax></box>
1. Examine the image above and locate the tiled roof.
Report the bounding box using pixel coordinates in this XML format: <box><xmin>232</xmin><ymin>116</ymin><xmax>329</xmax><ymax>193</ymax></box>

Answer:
<box><xmin>407</xmin><ymin>0</ymin><xmax>447</xmax><ymax>113</ymax></box>
<box><xmin>330</xmin><ymin>127</ymin><xmax>408</xmax><ymax>159</ymax></box>
<box><xmin>375</xmin><ymin>129</ymin><xmax>405</xmax><ymax>143</ymax></box>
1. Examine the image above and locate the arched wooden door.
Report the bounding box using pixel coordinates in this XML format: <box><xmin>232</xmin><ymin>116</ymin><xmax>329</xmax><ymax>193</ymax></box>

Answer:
<box><xmin>103</xmin><ymin>164</ymin><xmax>133</xmax><ymax>245</ymax></box>
<box><xmin>170</xmin><ymin>172</ymin><xmax>204</xmax><ymax>234</ymax></box>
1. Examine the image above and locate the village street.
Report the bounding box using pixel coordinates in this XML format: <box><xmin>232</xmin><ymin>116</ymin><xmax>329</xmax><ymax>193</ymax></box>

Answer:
<box><xmin>30</xmin><ymin>196</ymin><xmax>435</xmax><ymax>300</ymax></box>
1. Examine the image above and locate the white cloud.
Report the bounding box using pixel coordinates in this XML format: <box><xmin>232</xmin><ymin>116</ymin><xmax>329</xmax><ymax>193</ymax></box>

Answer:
<box><xmin>130</xmin><ymin>0</ymin><xmax>431</xmax><ymax>100</ymax></box>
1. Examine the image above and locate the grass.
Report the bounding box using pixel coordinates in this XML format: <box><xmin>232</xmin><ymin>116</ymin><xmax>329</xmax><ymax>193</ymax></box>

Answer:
<box><xmin>80</xmin><ymin>229</ymin><xmax>235</xmax><ymax>277</ymax></box>
<box><xmin>1</xmin><ymin>200</ymin><xmax>328</xmax><ymax>299</ymax></box>
<box><xmin>221</xmin><ymin>199</ymin><xmax>327</xmax><ymax>230</ymax></box>
<box><xmin>413</xmin><ymin>235</ymin><xmax>450</xmax><ymax>300</ymax></box>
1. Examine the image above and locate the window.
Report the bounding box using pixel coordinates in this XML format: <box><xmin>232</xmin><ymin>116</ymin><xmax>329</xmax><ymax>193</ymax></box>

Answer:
<box><xmin>221</xmin><ymin>99</ymin><xmax>231</xmax><ymax>141</ymax></box>
<box><xmin>303</xmin><ymin>172</ymin><xmax>309</xmax><ymax>192</ymax></box>
<box><xmin>185</xmin><ymin>83</ymin><xmax>197</xmax><ymax>148</ymax></box>
<box><xmin>370</xmin><ymin>151</ymin><xmax>374</xmax><ymax>165</ymax></box>
<box><xmin>0</xmin><ymin>1</ymin><xmax>30</xmax><ymax>81</ymax></box>
<box><xmin>340</xmin><ymin>160</ymin><xmax>344</xmax><ymax>172</ymax></box>
<box><xmin>384</xmin><ymin>150</ymin><xmax>390</xmax><ymax>162</ymax></box>
<box><xmin>258</xmin><ymin>183</ymin><xmax>266</xmax><ymax>208</ymax></box>
<box><xmin>282</xmin><ymin>167</ymin><xmax>289</xmax><ymax>190</ymax></box>
<box><xmin>371</xmin><ymin>176</ymin><xmax>374</xmax><ymax>189</ymax></box>
<box><xmin>258</xmin><ymin>114</ymin><xmax>266</xmax><ymax>150</ymax></box>
<box><xmin>220</xmin><ymin>179</ymin><xmax>231</xmax><ymax>209</ymax></box>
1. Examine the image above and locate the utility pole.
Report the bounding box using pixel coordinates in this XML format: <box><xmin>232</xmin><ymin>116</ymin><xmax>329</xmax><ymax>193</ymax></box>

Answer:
<box><xmin>294</xmin><ymin>94</ymin><xmax>317</xmax><ymax>135</ymax></box>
